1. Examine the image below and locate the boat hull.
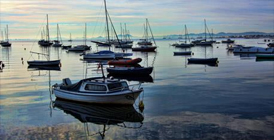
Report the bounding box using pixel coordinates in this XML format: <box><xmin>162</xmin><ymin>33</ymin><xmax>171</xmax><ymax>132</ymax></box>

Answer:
<box><xmin>256</xmin><ymin>54</ymin><xmax>274</xmax><ymax>59</ymax></box>
<box><xmin>132</xmin><ymin>46</ymin><xmax>156</xmax><ymax>52</ymax></box>
<box><xmin>175</xmin><ymin>44</ymin><xmax>193</xmax><ymax>48</ymax></box>
<box><xmin>174</xmin><ymin>51</ymin><xmax>192</xmax><ymax>55</ymax></box>
<box><xmin>188</xmin><ymin>58</ymin><xmax>218</xmax><ymax>64</ymax></box>
<box><xmin>107</xmin><ymin>67</ymin><xmax>153</xmax><ymax>75</ymax></box>
<box><xmin>0</xmin><ymin>42</ymin><xmax>11</xmax><ymax>47</ymax></box>
<box><xmin>53</xmin><ymin>88</ymin><xmax>143</xmax><ymax>105</ymax></box>
<box><xmin>108</xmin><ymin>58</ymin><xmax>142</xmax><ymax>65</ymax></box>
<box><xmin>27</xmin><ymin>60</ymin><xmax>60</xmax><ymax>66</ymax></box>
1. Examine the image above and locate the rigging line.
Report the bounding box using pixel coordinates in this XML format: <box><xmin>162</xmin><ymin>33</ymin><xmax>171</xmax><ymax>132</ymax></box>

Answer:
<box><xmin>91</xmin><ymin>1</ymin><xmax>104</xmax><ymax>38</ymax></box>
<box><xmin>107</xmin><ymin>11</ymin><xmax>122</xmax><ymax>48</ymax></box>
<box><xmin>146</xmin><ymin>19</ymin><xmax>157</xmax><ymax>46</ymax></box>
<box><xmin>28</xmin><ymin>17</ymin><xmax>47</xmax><ymax>61</ymax></box>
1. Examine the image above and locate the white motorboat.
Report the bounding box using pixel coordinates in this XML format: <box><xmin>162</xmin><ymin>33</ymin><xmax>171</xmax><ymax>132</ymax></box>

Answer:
<box><xmin>52</xmin><ymin>77</ymin><xmax>143</xmax><ymax>105</ymax></box>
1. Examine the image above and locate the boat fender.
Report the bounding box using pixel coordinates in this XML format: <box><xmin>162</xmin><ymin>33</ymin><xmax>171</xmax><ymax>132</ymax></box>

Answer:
<box><xmin>60</xmin><ymin>63</ymin><xmax>62</xmax><ymax>67</ymax></box>
<box><xmin>21</xmin><ymin>57</ymin><xmax>23</xmax><ymax>61</ymax></box>
<box><xmin>139</xmin><ymin>100</ymin><xmax>144</xmax><ymax>110</ymax></box>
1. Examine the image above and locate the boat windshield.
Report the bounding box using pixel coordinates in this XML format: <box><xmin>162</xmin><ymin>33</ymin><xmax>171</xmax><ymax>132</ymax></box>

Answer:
<box><xmin>85</xmin><ymin>84</ymin><xmax>107</xmax><ymax>91</ymax></box>
<box><xmin>107</xmin><ymin>81</ymin><xmax>128</xmax><ymax>91</ymax></box>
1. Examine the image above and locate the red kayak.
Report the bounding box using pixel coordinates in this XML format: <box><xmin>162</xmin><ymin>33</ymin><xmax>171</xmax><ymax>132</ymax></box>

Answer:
<box><xmin>108</xmin><ymin>58</ymin><xmax>142</xmax><ymax>65</ymax></box>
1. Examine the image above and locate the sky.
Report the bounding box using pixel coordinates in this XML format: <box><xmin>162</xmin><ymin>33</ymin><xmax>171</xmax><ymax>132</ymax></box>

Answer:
<box><xmin>0</xmin><ymin>0</ymin><xmax>273</xmax><ymax>39</ymax></box>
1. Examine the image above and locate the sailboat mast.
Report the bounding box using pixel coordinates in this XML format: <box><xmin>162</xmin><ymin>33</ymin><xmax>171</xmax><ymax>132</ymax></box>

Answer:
<box><xmin>1</xmin><ymin>31</ymin><xmax>4</xmax><ymax>41</ymax></box>
<box><xmin>185</xmin><ymin>25</ymin><xmax>187</xmax><ymax>43</ymax></box>
<box><xmin>104</xmin><ymin>0</ymin><xmax>110</xmax><ymax>43</ymax></box>
<box><xmin>46</xmin><ymin>14</ymin><xmax>50</xmax><ymax>42</ymax></box>
<box><xmin>6</xmin><ymin>25</ymin><xmax>9</xmax><ymax>42</ymax></box>
<box><xmin>57</xmin><ymin>24</ymin><xmax>59</xmax><ymax>42</ymax></box>
<box><xmin>124</xmin><ymin>23</ymin><xmax>127</xmax><ymax>41</ymax></box>
<box><xmin>147</xmin><ymin>18</ymin><xmax>156</xmax><ymax>46</ymax></box>
<box><xmin>204</xmin><ymin>19</ymin><xmax>206</xmax><ymax>41</ymax></box>
<box><xmin>84</xmin><ymin>23</ymin><xmax>87</xmax><ymax>45</ymax></box>
<box><xmin>211</xmin><ymin>29</ymin><xmax>214</xmax><ymax>41</ymax></box>
<box><xmin>46</xmin><ymin>14</ymin><xmax>50</xmax><ymax>60</ymax></box>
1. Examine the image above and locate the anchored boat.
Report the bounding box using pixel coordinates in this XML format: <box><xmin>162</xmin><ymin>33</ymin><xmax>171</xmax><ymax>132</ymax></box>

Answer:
<box><xmin>53</xmin><ymin>77</ymin><xmax>143</xmax><ymax>105</ymax></box>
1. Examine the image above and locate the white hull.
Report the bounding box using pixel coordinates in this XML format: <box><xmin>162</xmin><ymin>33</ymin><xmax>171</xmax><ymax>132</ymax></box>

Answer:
<box><xmin>53</xmin><ymin>88</ymin><xmax>142</xmax><ymax>105</ymax></box>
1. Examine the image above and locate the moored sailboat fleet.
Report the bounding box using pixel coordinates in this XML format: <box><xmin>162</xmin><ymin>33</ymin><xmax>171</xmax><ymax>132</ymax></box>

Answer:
<box><xmin>1</xmin><ymin>0</ymin><xmax>274</xmax><ymax>106</ymax></box>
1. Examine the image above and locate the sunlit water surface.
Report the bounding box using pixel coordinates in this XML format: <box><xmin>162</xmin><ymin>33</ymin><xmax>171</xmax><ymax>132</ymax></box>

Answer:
<box><xmin>0</xmin><ymin>39</ymin><xmax>274</xmax><ymax>140</ymax></box>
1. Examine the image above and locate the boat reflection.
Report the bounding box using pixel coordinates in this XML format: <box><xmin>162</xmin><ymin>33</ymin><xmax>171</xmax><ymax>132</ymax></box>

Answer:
<box><xmin>28</xmin><ymin>65</ymin><xmax>61</xmax><ymax>71</ymax></box>
<box><xmin>53</xmin><ymin>99</ymin><xmax>144</xmax><ymax>139</ymax></box>
<box><xmin>188</xmin><ymin>62</ymin><xmax>218</xmax><ymax>67</ymax></box>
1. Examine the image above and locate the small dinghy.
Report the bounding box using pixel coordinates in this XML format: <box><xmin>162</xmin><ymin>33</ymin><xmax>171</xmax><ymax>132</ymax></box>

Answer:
<box><xmin>174</xmin><ymin>51</ymin><xmax>192</xmax><ymax>55</ymax></box>
<box><xmin>188</xmin><ymin>58</ymin><xmax>218</xmax><ymax>64</ymax></box>
<box><xmin>108</xmin><ymin>58</ymin><xmax>142</xmax><ymax>65</ymax></box>
<box><xmin>53</xmin><ymin>77</ymin><xmax>143</xmax><ymax>105</ymax></box>
<box><xmin>107</xmin><ymin>66</ymin><xmax>153</xmax><ymax>76</ymax></box>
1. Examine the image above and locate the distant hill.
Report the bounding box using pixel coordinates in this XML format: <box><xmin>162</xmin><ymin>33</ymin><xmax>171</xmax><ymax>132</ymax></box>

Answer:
<box><xmin>161</xmin><ymin>32</ymin><xmax>274</xmax><ymax>39</ymax></box>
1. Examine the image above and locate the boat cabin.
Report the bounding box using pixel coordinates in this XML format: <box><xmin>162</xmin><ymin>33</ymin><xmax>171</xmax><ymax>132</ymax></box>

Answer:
<box><xmin>60</xmin><ymin>77</ymin><xmax>129</xmax><ymax>93</ymax></box>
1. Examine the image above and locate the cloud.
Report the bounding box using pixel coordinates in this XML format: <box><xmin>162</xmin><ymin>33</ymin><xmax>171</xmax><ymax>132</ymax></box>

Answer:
<box><xmin>1</xmin><ymin>0</ymin><xmax>273</xmax><ymax>39</ymax></box>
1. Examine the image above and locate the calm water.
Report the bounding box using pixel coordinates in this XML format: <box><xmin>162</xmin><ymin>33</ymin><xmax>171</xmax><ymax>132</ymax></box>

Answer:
<box><xmin>0</xmin><ymin>39</ymin><xmax>274</xmax><ymax>140</ymax></box>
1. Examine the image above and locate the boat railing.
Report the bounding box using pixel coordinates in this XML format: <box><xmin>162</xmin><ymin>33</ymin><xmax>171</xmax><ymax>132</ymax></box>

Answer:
<box><xmin>129</xmin><ymin>83</ymin><xmax>142</xmax><ymax>91</ymax></box>
<box><xmin>108</xmin><ymin>86</ymin><xmax>129</xmax><ymax>92</ymax></box>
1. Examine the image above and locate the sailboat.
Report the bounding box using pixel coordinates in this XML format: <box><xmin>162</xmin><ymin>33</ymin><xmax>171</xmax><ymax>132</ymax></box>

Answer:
<box><xmin>27</xmin><ymin>14</ymin><xmax>61</xmax><ymax>67</ymax></box>
<box><xmin>188</xmin><ymin>46</ymin><xmax>218</xmax><ymax>66</ymax></box>
<box><xmin>174</xmin><ymin>25</ymin><xmax>194</xmax><ymax>48</ymax></box>
<box><xmin>68</xmin><ymin>23</ymin><xmax>91</xmax><ymax>52</ymax></box>
<box><xmin>52</xmin><ymin>24</ymin><xmax>62</xmax><ymax>47</ymax></box>
<box><xmin>132</xmin><ymin>19</ymin><xmax>157</xmax><ymax>52</ymax></box>
<box><xmin>83</xmin><ymin>0</ymin><xmax>131</xmax><ymax>59</ymax></box>
<box><xmin>194</xmin><ymin>19</ymin><xmax>213</xmax><ymax>46</ymax></box>
<box><xmin>38</xmin><ymin>16</ymin><xmax>53</xmax><ymax>47</ymax></box>
<box><xmin>0</xmin><ymin>25</ymin><xmax>11</xmax><ymax>47</ymax></box>
<box><xmin>113</xmin><ymin>23</ymin><xmax>133</xmax><ymax>48</ymax></box>
<box><xmin>68</xmin><ymin>33</ymin><xmax>72</xmax><ymax>42</ymax></box>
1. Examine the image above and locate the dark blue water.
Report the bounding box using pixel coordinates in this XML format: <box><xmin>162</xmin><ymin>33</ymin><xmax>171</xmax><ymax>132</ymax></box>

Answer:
<box><xmin>0</xmin><ymin>39</ymin><xmax>274</xmax><ymax>140</ymax></box>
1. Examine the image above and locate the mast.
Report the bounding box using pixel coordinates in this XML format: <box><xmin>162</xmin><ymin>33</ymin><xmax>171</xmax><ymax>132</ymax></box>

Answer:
<box><xmin>184</xmin><ymin>25</ymin><xmax>187</xmax><ymax>43</ymax></box>
<box><xmin>204</xmin><ymin>19</ymin><xmax>206</xmax><ymax>41</ymax></box>
<box><xmin>104</xmin><ymin>0</ymin><xmax>110</xmax><ymax>43</ymax></box>
<box><xmin>56</xmin><ymin>24</ymin><xmax>59</xmax><ymax>42</ymax></box>
<box><xmin>120</xmin><ymin>23</ymin><xmax>122</xmax><ymax>41</ymax></box>
<box><xmin>6</xmin><ymin>25</ymin><xmax>8</xmax><ymax>42</ymax></box>
<box><xmin>46</xmin><ymin>14</ymin><xmax>50</xmax><ymax>42</ymax></box>
<box><xmin>84</xmin><ymin>23</ymin><xmax>87</xmax><ymax>45</ymax></box>
<box><xmin>124</xmin><ymin>23</ymin><xmax>127</xmax><ymax>41</ymax></box>
<box><xmin>46</xmin><ymin>14</ymin><xmax>50</xmax><ymax>60</ymax></box>
<box><xmin>211</xmin><ymin>29</ymin><xmax>214</xmax><ymax>41</ymax></box>
<box><xmin>147</xmin><ymin>18</ymin><xmax>156</xmax><ymax>46</ymax></box>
